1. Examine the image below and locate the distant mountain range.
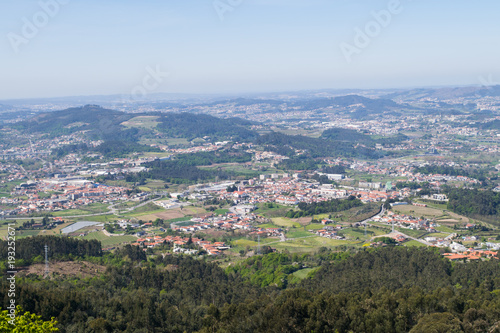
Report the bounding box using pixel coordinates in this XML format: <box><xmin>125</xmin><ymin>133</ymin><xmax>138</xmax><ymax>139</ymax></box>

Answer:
<box><xmin>4</xmin><ymin>84</ymin><xmax>499</xmax><ymax>130</ymax></box>
<box><xmin>3</xmin><ymin>84</ymin><xmax>500</xmax><ymax>107</ymax></box>
<box><xmin>294</xmin><ymin>95</ymin><xmax>402</xmax><ymax>118</ymax></box>
<box><xmin>383</xmin><ymin>85</ymin><xmax>500</xmax><ymax>100</ymax></box>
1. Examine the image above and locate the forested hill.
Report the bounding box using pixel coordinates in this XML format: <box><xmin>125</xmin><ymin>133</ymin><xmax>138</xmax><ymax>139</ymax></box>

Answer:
<box><xmin>256</xmin><ymin>132</ymin><xmax>389</xmax><ymax>160</ymax></box>
<box><xmin>292</xmin><ymin>95</ymin><xmax>400</xmax><ymax>118</ymax></box>
<box><xmin>445</xmin><ymin>187</ymin><xmax>500</xmax><ymax>225</ymax></box>
<box><xmin>302</xmin><ymin>247</ymin><xmax>453</xmax><ymax>292</ymax></box>
<box><xmin>13</xmin><ymin>104</ymin><xmax>136</xmax><ymax>140</ymax></box>
<box><xmin>321</xmin><ymin>127</ymin><xmax>408</xmax><ymax>146</ymax></box>
<box><xmin>12</xmin><ymin>105</ymin><xmax>258</xmax><ymax>142</ymax></box>
<box><xmin>156</xmin><ymin>113</ymin><xmax>257</xmax><ymax>141</ymax></box>
<box><xmin>329</xmin><ymin>94</ymin><xmax>399</xmax><ymax>109</ymax></box>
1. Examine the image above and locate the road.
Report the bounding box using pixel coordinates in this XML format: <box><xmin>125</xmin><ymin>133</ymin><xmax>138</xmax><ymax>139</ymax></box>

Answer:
<box><xmin>379</xmin><ymin>231</ymin><xmax>434</xmax><ymax>246</ymax></box>
<box><xmin>361</xmin><ymin>204</ymin><xmax>437</xmax><ymax>246</ymax></box>
<box><xmin>361</xmin><ymin>204</ymin><xmax>385</xmax><ymax>224</ymax></box>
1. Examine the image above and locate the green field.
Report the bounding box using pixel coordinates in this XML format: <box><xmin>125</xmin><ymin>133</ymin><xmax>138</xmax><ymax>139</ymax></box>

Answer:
<box><xmin>306</xmin><ymin>223</ymin><xmax>326</xmax><ymax>230</ymax></box>
<box><xmin>272</xmin><ymin>217</ymin><xmax>301</xmax><ymax>228</ymax></box>
<box><xmin>233</xmin><ymin>239</ymin><xmax>258</xmax><ymax>247</ymax></box>
<box><xmin>428</xmin><ymin>232</ymin><xmax>451</xmax><ymax>239</ymax></box>
<box><xmin>82</xmin><ymin>203</ymin><xmax>109</xmax><ymax>214</ymax></box>
<box><xmin>52</xmin><ymin>209</ymin><xmax>91</xmax><ymax>217</ymax></box>
<box><xmin>100</xmin><ymin>235</ymin><xmax>137</xmax><ymax>246</ymax></box>
<box><xmin>122</xmin><ymin>207</ymin><xmax>166</xmax><ymax>218</ymax></box>
<box><xmin>83</xmin><ymin>231</ymin><xmax>137</xmax><ymax>247</ymax></box>
<box><xmin>272</xmin><ymin>236</ymin><xmax>358</xmax><ymax>253</ymax></box>
<box><xmin>74</xmin><ymin>215</ymin><xmax>117</xmax><ymax>222</ymax></box>
<box><xmin>254</xmin><ymin>203</ymin><xmax>291</xmax><ymax>218</ymax></box>
<box><xmin>435</xmin><ymin>225</ymin><xmax>456</xmax><ymax>233</ymax></box>
<box><xmin>328</xmin><ymin>203</ymin><xmax>381</xmax><ymax>223</ymax></box>
<box><xmin>0</xmin><ymin>179</ymin><xmax>24</xmax><ymax>198</ymax></box>
<box><xmin>16</xmin><ymin>230</ymin><xmax>40</xmax><ymax>239</ymax></box>
<box><xmin>290</xmin><ymin>267</ymin><xmax>320</xmax><ymax>282</ymax></box>
<box><xmin>286</xmin><ymin>230</ymin><xmax>313</xmax><ymax>238</ymax></box>
<box><xmin>313</xmin><ymin>214</ymin><xmax>330</xmax><ymax>220</ymax></box>
<box><xmin>103</xmin><ymin>180</ymin><xmax>135</xmax><ymax>187</ymax></box>
<box><xmin>51</xmin><ymin>203</ymin><xmax>110</xmax><ymax>217</ymax></box>
<box><xmin>137</xmin><ymin>186</ymin><xmax>152</xmax><ymax>192</ymax></box>
<box><xmin>395</xmin><ymin>227</ymin><xmax>428</xmax><ymax>238</ymax></box>
<box><xmin>214</xmin><ymin>209</ymin><xmax>229</xmax><ymax>215</ymax></box>
<box><xmin>121</xmin><ymin>116</ymin><xmax>160</xmax><ymax>129</ymax></box>
<box><xmin>413</xmin><ymin>200</ymin><xmax>448</xmax><ymax>211</ymax></box>
<box><xmin>258</xmin><ymin>223</ymin><xmax>278</xmax><ymax>229</ymax></box>
<box><xmin>232</xmin><ymin>237</ymin><xmax>276</xmax><ymax>249</ymax></box>
<box><xmin>0</xmin><ymin>220</ymin><xmax>36</xmax><ymax>239</ymax></box>
<box><xmin>174</xmin><ymin>221</ymin><xmax>197</xmax><ymax>227</ymax></box>
<box><xmin>341</xmin><ymin>227</ymin><xmax>384</xmax><ymax>240</ymax></box>
<box><xmin>114</xmin><ymin>201</ymin><xmax>138</xmax><ymax>210</ymax></box>
<box><xmin>166</xmin><ymin>216</ymin><xmax>193</xmax><ymax>223</ymax></box>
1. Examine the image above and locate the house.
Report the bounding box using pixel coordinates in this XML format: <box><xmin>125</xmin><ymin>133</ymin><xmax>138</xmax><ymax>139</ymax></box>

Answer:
<box><xmin>443</xmin><ymin>254</ymin><xmax>468</xmax><ymax>261</ymax></box>
<box><xmin>432</xmin><ymin>194</ymin><xmax>448</xmax><ymax>201</ymax></box>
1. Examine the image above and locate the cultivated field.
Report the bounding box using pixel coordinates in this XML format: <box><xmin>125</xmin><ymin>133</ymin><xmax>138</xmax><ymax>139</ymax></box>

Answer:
<box><xmin>392</xmin><ymin>204</ymin><xmax>469</xmax><ymax>224</ymax></box>
<box><xmin>272</xmin><ymin>217</ymin><xmax>301</xmax><ymax>228</ymax></box>
<box><xmin>83</xmin><ymin>231</ymin><xmax>137</xmax><ymax>247</ymax></box>
<box><xmin>122</xmin><ymin>206</ymin><xmax>207</xmax><ymax>223</ymax></box>
<box><xmin>121</xmin><ymin>116</ymin><xmax>160</xmax><ymax>129</ymax></box>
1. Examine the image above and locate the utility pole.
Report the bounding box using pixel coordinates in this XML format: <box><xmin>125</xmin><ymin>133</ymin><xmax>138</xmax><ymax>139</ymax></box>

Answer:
<box><xmin>257</xmin><ymin>235</ymin><xmax>260</xmax><ymax>255</ymax></box>
<box><xmin>44</xmin><ymin>245</ymin><xmax>49</xmax><ymax>279</ymax></box>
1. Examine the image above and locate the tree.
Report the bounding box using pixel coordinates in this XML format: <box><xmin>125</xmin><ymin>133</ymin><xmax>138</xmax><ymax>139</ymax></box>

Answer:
<box><xmin>0</xmin><ymin>306</ymin><xmax>58</xmax><ymax>332</ymax></box>
<box><xmin>409</xmin><ymin>312</ymin><xmax>463</xmax><ymax>333</ymax></box>
<box><xmin>226</xmin><ymin>185</ymin><xmax>237</xmax><ymax>193</ymax></box>
<box><xmin>104</xmin><ymin>224</ymin><xmax>115</xmax><ymax>233</ymax></box>
<box><xmin>383</xmin><ymin>199</ymin><xmax>392</xmax><ymax>210</ymax></box>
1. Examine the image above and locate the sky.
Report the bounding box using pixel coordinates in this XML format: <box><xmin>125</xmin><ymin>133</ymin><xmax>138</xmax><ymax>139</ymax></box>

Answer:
<box><xmin>1</xmin><ymin>0</ymin><xmax>500</xmax><ymax>100</ymax></box>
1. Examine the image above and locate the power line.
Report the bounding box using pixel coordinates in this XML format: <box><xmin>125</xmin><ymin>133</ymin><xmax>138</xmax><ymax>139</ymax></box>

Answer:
<box><xmin>44</xmin><ymin>245</ymin><xmax>49</xmax><ymax>279</ymax></box>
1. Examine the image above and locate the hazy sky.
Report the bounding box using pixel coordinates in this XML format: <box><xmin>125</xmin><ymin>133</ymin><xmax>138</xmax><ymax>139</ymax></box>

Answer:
<box><xmin>1</xmin><ymin>0</ymin><xmax>499</xmax><ymax>99</ymax></box>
